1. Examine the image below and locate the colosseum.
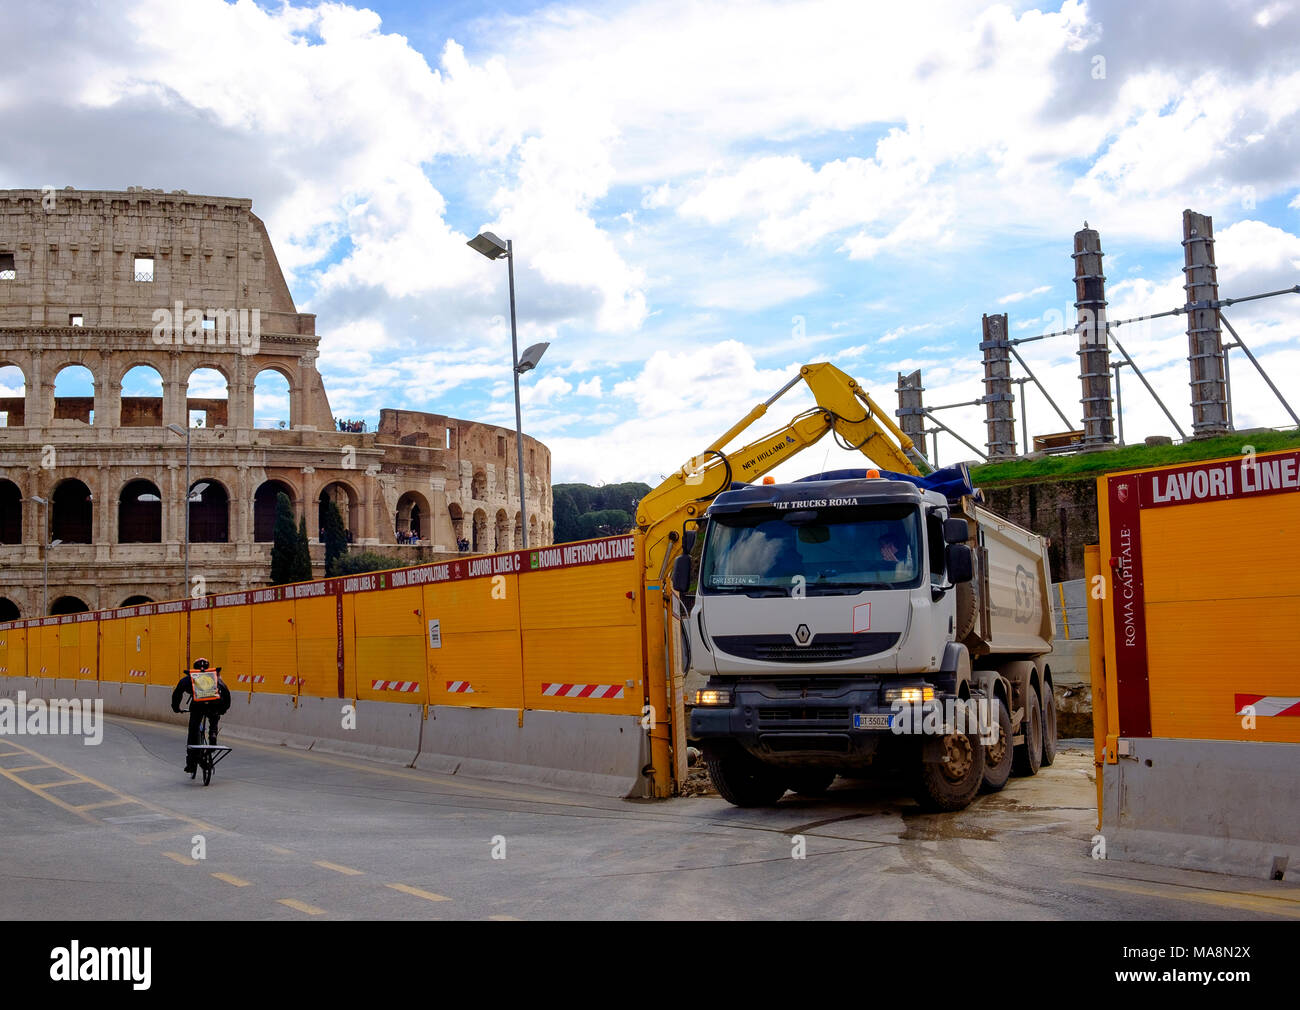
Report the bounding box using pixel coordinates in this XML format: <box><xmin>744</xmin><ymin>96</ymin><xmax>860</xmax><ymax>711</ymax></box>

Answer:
<box><xmin>0</xmin><ymin>187</ymin><xmax>553</xmax><ymax>620</ymax></box>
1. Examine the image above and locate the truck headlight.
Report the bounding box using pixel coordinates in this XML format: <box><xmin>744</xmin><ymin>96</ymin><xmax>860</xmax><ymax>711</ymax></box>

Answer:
<box><xmin>884</xmin><ymin>685</ymin><xmax>934</xmax><ymax>703</ymax></box>
<box><xmin>694</xmin><ymin>689</ymin><xmax>732</xmax><ymax>706</ymax></box>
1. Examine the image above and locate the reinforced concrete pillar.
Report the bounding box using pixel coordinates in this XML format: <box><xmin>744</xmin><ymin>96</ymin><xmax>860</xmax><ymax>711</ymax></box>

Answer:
<box><xmin>979</xmin><ymin>313</ymin><xmax>1016</xmax><ymax>457</ymax></box>
<box><xmin>1074</xmin><ymin>222</ymin><xmax>1115</xmax><ymax>446</ymax></box>
<box><xmin>895</xmin><ymin>369</ymin><xmax>926</xmax><ymax>450</ymax></box>
<box><xmin>1182</xmin><ymin>210</ymin><xmax>1229</xmax><ymax>436</ymax></box>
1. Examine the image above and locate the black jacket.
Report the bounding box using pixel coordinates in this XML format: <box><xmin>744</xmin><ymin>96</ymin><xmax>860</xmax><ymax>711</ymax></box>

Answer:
<box><xmin>172</xmin><ymin>673</ymin><xmax>232</xmax><ymax>715</ymax></box>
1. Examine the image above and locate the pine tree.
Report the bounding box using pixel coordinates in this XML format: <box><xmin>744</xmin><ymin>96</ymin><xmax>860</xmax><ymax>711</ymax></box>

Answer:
<box><xmin>322</xmin><ymin>498</ymin><xmax>348</xmax><ymax>575</ymax></box>
<box><xmin>270</xmin><ymin>493</ymin><xmax>298</xmax><ymax>584</ymax></box>
<box><xmin>295</xmin><ymin>515</ymin><xmax>313</xmax><ymax>582</ymax></box>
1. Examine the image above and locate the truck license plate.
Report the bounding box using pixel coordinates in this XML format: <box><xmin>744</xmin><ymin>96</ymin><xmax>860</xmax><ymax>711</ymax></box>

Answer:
<box><xmin>854</xmin><ymin>713</ymin><xmax>891</xmax><ymax>730</ymax></box>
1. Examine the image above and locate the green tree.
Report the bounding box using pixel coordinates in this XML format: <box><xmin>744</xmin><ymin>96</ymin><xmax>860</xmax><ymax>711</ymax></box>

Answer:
<box><xmin>332</xmin><ymin>551</ymin><xmax>406</xmax><ymax>576</ymax></box>
<box><xmin>322</xmin><ymin>498</ymin><xmax>348</xmax><ymax>575</ymax></box>
<box><xmin>295</xmin><ymin>515</ymin><xmax>313</xmax><ymax>582</ymax></box>
<box><xmin>269</xmin><ymin>492</ymin><xmax>298</xmax><ymax>584</ymax></box>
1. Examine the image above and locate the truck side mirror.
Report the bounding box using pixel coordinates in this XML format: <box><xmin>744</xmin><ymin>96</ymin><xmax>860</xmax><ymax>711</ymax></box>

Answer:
<box><xmin>943</xmin><ymin>518</ymin><xmax>968</xmax><ymax>544</ymax></box>
<box><xmin>682</xmin><ymin>528</ymin><xmax>697</xmax><ymax>553</ymax></box>
<box><xmin>946</xmin><ymin>544</ymin><xmax>974</xmax><ymax>583</ymax></box>
<box><xmin>672</xmin><ymin>554</ymin><xmax>692</xmax><ymax>596</ymax></box>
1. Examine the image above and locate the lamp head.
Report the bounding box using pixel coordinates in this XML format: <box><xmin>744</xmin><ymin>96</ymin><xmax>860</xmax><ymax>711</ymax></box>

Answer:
<box><xmin>467</xmin><ymin>231</ymin><xmax>509</xmax><ymax>260</ymax></box>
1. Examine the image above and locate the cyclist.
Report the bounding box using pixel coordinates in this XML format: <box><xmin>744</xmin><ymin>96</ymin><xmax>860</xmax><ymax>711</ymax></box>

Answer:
<box><xmin>171</xmin><ymin>658</ymin><xmax>232</xmax><ymax>774</ymax></box>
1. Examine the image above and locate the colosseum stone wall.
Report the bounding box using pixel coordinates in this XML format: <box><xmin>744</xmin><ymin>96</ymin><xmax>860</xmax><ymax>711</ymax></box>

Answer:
<box><xmin>0</xmin><ymin>187</ymin><xmax>552</xmax><ymax>619</ymax></box>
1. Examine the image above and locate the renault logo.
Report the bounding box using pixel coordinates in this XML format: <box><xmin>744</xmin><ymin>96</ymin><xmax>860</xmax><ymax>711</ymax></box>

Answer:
<box><xmin>794</xmin><ymin>623</ymin><xmax>811</xmax><ymax>645</ymax></box>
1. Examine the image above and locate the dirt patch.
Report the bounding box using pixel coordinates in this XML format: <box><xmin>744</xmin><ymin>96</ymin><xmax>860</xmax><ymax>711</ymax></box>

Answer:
<box><xmin>679</xmin><ymin>761</ymin><xmax>718</xmax><ymax>798</ymax></box>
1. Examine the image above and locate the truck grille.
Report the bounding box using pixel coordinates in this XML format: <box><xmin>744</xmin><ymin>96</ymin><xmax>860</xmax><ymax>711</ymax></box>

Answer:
<box><xmin>758</xmin><ymin>707</ymin><xmax>851</xmax><ymax>724</ymax></box>
<box><xmin>713</xmin><ymin>632</ymin><xmax>899</xmax><ymax>663</ymax></box>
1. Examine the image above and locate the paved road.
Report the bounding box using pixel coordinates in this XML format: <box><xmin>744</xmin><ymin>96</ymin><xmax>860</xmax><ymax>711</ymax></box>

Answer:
<box><xmin>2</xmin><ymin>715</ymin><xmax>1296</xmax><ymax>920</ymax></box>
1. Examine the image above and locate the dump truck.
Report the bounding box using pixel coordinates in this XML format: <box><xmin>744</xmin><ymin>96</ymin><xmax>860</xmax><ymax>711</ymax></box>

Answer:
<box><xmin>676</xmin><ymin>467</ymin><xmax>1056</xmax><ymax>810</ymax></box>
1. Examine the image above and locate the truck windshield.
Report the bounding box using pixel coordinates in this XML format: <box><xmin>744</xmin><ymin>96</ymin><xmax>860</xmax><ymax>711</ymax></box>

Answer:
<box><xmin>699</xmin><ymin>504</ymin><xmax>922</xmax><ymax>595</ymax></box>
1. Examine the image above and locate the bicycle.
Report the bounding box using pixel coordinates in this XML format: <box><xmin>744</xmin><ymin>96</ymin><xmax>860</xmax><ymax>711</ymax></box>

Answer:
<box><xmin>180</xmin><ymin>705</ymin><xmax>232</xmax><ymax>786</ymax></box>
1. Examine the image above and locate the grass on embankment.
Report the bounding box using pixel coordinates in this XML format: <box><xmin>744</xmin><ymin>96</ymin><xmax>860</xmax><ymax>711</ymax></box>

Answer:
<box><xmin>969</xmin><ymin>428</ymin><xmax>1300</xmax><ymax>485</ymax></box>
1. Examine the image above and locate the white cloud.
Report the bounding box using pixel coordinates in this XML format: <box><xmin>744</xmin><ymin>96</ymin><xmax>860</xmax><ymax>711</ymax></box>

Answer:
<box><xmin>576</xmin><ymin>377</ymin><xmax>603</xmax><ymax>398</ymax></box>
<box><xmin>998</xmin><ymin>285</ymin><xmax>1053</xmax><ymax>305</ymax></box>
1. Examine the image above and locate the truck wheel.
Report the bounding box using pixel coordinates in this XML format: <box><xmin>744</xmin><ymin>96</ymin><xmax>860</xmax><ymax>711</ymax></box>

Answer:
<box><xmin>1040</xmin><ymin>680</ymin><xmax>1058</xmax><ymax>767</ymax></box>
<box><xmin>785</xmin><ymin>770</ymin><xmax>836</xmax><ymax>798</ymax></box>
<box><xmin>980</xmin><ymin>698</ymin><xmax>1013</xmax><ymax>793</ymax></box>
<box><xmin>707</xmin><ymin>750</ymin><xmax>788</xmax><ymax>807</ymax></box>
<box><xmin>914</xmin><ymin>721</ymin><xmax>985</xmax><ymax>812</ymax></box>
<box><xmin>1012</xmin><ymin>684</ymin><xmax>1042</xmax><ymax>777</ymax></box>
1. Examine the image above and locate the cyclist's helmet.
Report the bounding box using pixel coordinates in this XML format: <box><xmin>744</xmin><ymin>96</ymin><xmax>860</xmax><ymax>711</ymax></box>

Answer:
<box><xmin>193</xmin><ymin>657</ymin><xmax>210</xmax><ymax>671</ymax></box>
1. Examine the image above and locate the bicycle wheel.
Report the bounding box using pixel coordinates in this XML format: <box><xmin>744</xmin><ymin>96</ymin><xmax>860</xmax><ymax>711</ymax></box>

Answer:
<box><xmin>192</xmin><ymin>715</ymin><xmax>207</xmax><ymax>781</ymax></box>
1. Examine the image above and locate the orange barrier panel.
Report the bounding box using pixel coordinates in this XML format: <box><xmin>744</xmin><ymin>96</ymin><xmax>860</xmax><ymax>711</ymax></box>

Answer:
<box><xmin>34</xmin><ymin>622</ymin><xmax>60</xmax><ymax>678</ymax></box>
<box><xmin>353</xmin><ymin>583</ymin><xmax>426</xmax><ymax>703</ymax></box>
<box><xmin>99</xmin><ymin>616</ymin><xmax>126</xmax><ymax>683</ymax></box>
<box><xmin>340</xmin><ymin>591</ymin><xmax>357</xmax><ymax>699</ymax></box>
<box><xmin>519</xmin><ymin>538</ymin><xmax>642</xmax><ymax>717</ymax></box>
<box><xmin>70</xmin><ymin>613</ymin><xmax>98</xmax><ymax>679</ymax></box>
<box><xmin>210</xmin><ymin>593</ymin><xmax>253</xmax><ymax>686</ymax></box>
<box><xmin>423</xmin><ymin>572</ymin><xmax>523</xmax><ymax>709</ymax></box>
<box><xmin>147</xmin><ymin>609</ymin><xmax>184</xmax><ymax>688</ymax></box>
<box><xmin>294</xmin><ymin>593</ymin><xmax>338</xmax><ymax>698</ymax></box>
<box><xmin>250</xmin><ymin>598</ymin><xmax>297</xmax><ymax>693</ymax></box>
<box><xmin>0</xmin><ymin>625</ymin><xmax>22</xmax><ymax>676</ymax></box>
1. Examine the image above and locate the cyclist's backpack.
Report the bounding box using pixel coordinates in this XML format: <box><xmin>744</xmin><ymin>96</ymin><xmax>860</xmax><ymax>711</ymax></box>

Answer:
<box><xmin>189</xmin><ymin>668</ymin><xmax>222</xmax><ymax>703</ymax></box>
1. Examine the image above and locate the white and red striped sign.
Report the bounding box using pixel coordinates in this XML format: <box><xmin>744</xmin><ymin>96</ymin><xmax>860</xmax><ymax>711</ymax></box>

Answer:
<box><xmin>371</xmin><ymin>680</ymin><xmax>420</xmax><ymax>693</ymax></box>
<box><xmin>128</xmin><ymin>669</ymin><xmax>147</xmax><ymax>679</ymax></box>
<box><xmin>541</xmin><ymin>682</ymin><xmax>625</xmax><ymax>700</ymax></box>
<box><xmin>1235</xmin><ymin>694</ymin><xmax>1300</xmax><ymax>717</ymax></box>
<box><xmin>283</xmin><ymin>675</ymin><xmax>302</xmax><ymax>686</ymax></box>
<box><xmin>445</xmin><ymin>681</ymin><xmax>474</xmax><ymax>694</ymax></box>
<box><xmin>236</xmin><ymin>674</ymin><xmax>266</xmax><ymax>684</ymax></box>
<box><xmin>78</xmin><ymin>666</ymin><xmax>91</xmax><ymax>676</ymax></box>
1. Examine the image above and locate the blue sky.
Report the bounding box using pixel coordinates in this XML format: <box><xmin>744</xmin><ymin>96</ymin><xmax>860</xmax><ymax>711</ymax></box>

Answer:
<box><xmin>2</xmin><ymin>0</ymin><xmax>1298</xmax><ymax>483</ymax></box>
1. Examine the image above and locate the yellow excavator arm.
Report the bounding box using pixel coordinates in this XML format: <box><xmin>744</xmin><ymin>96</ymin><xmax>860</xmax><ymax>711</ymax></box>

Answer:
<box><xmin>635</xmin><ymin>362</ymin><xmax>931</xmax><ymax>582</ymax></box>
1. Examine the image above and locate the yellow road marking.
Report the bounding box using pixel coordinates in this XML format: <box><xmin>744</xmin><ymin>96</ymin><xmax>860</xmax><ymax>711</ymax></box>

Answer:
<box><xmin>212</xmin><ymin>873</ymin><xmax>251</xmax><ymax>887</ymax></box>
<box><xmin>486</xmin><ymin>914</ymin><xmax>520</xmax><ymax>920</ymax></box>
<box><xmin>314</xmin><ymin>860</ymin><xmax>364</xmax><ymax>876</ymax></box>
<box><xmin>268</xmin><ymin>845</ymin><xmax>295</xmax><ymax>855</ymax></box>
<box><xmin>163</xmin><ymin>851</ymin><xmax>198</xmax><ymax>866</ymax></box>
<box><xmin>0</xmin><ymin>738</ymin><xmax>219</xmax><ymax>835</ymax></box>
<box><xmin>40</xmin><ymin>779</ymin><xmax>85</xmax><ymax>788</ymax></box>
<box><xmin>1069</xmin><ymin>877</ymin><xmax>1300</xmax><ymax>918</ymax></box>
<box><xmin>386</xmin><ymin>882</ymin><xmax>450</xmax><ymax>902</ymax></box>
<box><xmin>5</xmin><ymin>764</ymin><xmax>52</xmax><ymax>773</ymax></box>
<box><xmin>278</xmin><ymin>898</ymin><xmax>326</xmax><ymax>916</ymax></box>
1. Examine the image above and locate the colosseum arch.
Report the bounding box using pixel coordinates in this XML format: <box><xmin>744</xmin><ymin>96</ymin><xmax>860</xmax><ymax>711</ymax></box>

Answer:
<box><xmin>50</xmin><ymin>595</ymin><xmax>89</xmax><ymax>615</ymax></box>
<box><xmin>53</xmin><ymin>363</ymin><xmax>95</xmax><ymax>425</ymax></box>
<box><xmin>396</xmin><ymin>490</ymin><xmax>431</xmax><ymax>541</ymax></box>
<box><xmin>254</xmin><ymin>479</ymin><xmax>297</xmax><ymax>542</ymax></box>
<box><xmin>185</xmin><ymin>365</ymin><xmax>230</xmax><ymax>428</ymax></box>
<box><xmin>494</xmin><ymin>509</ymin><xmax>509</xmax><ymax>552</ymax></box>
<box><xmin>513</xmin><ymin>511</ymin><xmax>522</xmax><ymax>549</ymax></box>
<box><xmin>188</xmin><ymin>478</ymin><xmax>230</xmax><ymax>543</ymax></box>
<box><xmin>0</xmin><ymin>597</ymin><xmax>19</xmax><ymax>621</ymax></box>
<box><xmin>471</xmin><ymin>469</ymin><xmax>487</xmax><ymax>500</ymax></box>
<box><xmin>118</xmin><ymin>478</ymin><xmax>163</xmax><ymax>543</ymax></box>
<box><xmin>120</xmin><ymin>594</ymin><xmax>154</xmax><ymax>606</ymax></box>
<box><xmin>319</xmin><ymin>481</ymin><xmax>359</xmax><ymax>538</ymax></box>
<box><xmin>448</xmin><ymin>502</ymin><xmax>465</xmax><ymax>545</ymax></box>
<box><xmin>0</xmin><ymin>362</ymin><xmax>26</xmax><ymax>427</ymax></box>
<box><xmin>118</xmin><ymin>364</ymin><xmax>165</xmax><ymax>427</ymax></box>
<box><xmin>52</xmin><ymin>477</ymin><xmax>94</xmax><ymax>543</ymax></box>
<box><xmin>253</xmin><ymin>366</ymin><xmax>293</xmax><ymax>430</ymax></box>
<box><xmin>0</xmin><ymin>478</ymin><xmax>21</xmax><ymax>543</ymax></box>
<box><xmin>529</xmin><ymin>514</ymin><xmax>538</xmax><ymax>545</ymax></box>
<box><xmin>472</xmin><ymin>508</ymin><xmax>488</xmax><ymax>552</ymax></box>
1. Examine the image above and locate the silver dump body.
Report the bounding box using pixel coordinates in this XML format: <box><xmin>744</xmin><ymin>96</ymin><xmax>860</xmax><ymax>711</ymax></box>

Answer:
<box><xmin>957</xmin><ymin>497</ymin><xmax>1055</xmax><ymax>657</ymax></box>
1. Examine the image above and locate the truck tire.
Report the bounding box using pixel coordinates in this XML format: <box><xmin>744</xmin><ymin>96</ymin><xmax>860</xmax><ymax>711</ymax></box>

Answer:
<box><xmin>1040</xmin><ymin>679</ymin><xmax>1058</xmax><ymax>766</ymax></box>
<box><xmin>913</xmin><ymin>720</ymin><xmax>986</xmax><ymax>812</ymax></box>
<box><xmin>980</xmin><ymin>698</ymin><xmax>1013</xmax><ymax>793</ymax></box>
<box><xmin>1012</xmin><ymin>684</ymin><xmax>1043</xmax><ymax>777</ymax></box>
<box><xmin>785</xmin><ymin>769</ymin><xmax>836</xmax><ymax>798</ymax></box>
<box><xmin>707</xmin><ymin>750</ymin><xmax>788</xmax><ymax>807</ymax></box>
<box><xmin>955</xmin><ymin>581</ymin><xmax>977</xmax><ymax>642</ymax></box>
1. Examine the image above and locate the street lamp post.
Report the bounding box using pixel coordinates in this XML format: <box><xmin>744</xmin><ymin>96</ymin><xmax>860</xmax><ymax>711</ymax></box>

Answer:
<box><xmin>28</xmin><ymin>495</ymin><xmax>54</xmax><ymax>615</ymax></box>
<box><xmin>468</xmin><ymin>231</ymin><xmax>549</xmax><ymax>550</ymax></box>
<box><xmin>166</xmin><ymin>422</ymin><xmax>191</xmax><ymax>599</ymax></box>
